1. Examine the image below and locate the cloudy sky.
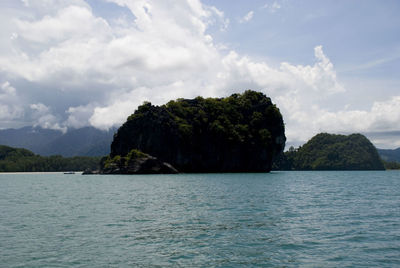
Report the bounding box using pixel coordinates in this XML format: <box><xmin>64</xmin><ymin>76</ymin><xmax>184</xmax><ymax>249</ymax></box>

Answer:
<box><xmin>0</xmin><ymin>0</ymin><xmax>399</xmax><ymax>148</ymax></box>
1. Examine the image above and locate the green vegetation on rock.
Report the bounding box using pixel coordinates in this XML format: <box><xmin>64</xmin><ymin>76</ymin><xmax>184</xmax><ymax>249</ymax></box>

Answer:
<box><xmin>383</xmin><ymin>161</ymin><xmax>400</xmax><ymax>170</ymax></box>
<box><xmin>109</xmin><ymin>90</ymin><xmax>286</xmax><ymax>173</ymax></box>
<box><xmin>0</xmin><ymin>145</ymin><xmax>101</xmax><ymax>172</ymax></box>
<box><xmin>101</xmin><ymin>149</ymin><xmax>178</xmax><ymax>174</ymax></box>
<box><xmin>274</xmin><ymin>133</ymin><xmax>385</xmax><ymax>170</ymax></box>
<box><xmin>103</xmin><ymin>149</ymin><xmax>148</xmax><ymax>170</ymax></box>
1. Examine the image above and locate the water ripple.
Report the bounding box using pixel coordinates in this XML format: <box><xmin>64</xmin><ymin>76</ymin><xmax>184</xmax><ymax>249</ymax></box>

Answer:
<box><xmin>0</xmin><ymin>171</ymin><xmax>399</xmax><ymax>267</ymax></box>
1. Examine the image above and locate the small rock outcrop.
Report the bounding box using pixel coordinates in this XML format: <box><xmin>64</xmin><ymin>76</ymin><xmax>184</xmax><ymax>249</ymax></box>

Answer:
<box><xmin>100</xmin><ymin>149</ymin><xmax>178</xmax><ymax>174</ymax></box>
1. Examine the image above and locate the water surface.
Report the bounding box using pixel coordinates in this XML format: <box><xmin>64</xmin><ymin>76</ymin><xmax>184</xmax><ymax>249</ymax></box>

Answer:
<box><xmin>1</xmin><ymin>171</ymin><xmax>399</xmax><ymax>267</ymax></box>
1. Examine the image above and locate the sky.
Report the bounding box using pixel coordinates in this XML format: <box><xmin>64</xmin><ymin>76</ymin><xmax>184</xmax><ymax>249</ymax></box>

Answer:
<box><xmin>0</xmin><ymin>0</ymin><xmax>399</xmax><ymax>148</ymax></box>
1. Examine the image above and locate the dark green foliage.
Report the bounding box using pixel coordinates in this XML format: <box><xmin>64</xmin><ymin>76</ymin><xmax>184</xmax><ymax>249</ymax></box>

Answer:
<box><xmin>110</xmin><ymin>90</ymin><xmax>286</xmax><ymax>172</ymax></box>
<box><xmin>272</xmin><ymin>146</ymin><xmax>296</xmax><ymax>170</ymax></box>
<box><xmin>103</xmin><ymin>149</ymin><xmax>148</xmax><ymax>170</ymax></box>
<box><xmin>0</xmin><ymin>145</ymin><xmax>101</xmax><ymax>172</ymax></box>
<box><xmin>383</xmin><ymin>160</ymin><xmax>400</xmax><ymax>170</ymax></box>
<box><xmin>274</xmin><ymin>133</ymin><xmax>385</xmax><ymax>170</ymax></box>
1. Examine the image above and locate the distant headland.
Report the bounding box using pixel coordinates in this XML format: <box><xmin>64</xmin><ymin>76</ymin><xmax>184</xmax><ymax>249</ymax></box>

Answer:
<box><xmin>273</xmin><ymin>133</ymin><xmax>385</xmax><ymax>170</ymax></box>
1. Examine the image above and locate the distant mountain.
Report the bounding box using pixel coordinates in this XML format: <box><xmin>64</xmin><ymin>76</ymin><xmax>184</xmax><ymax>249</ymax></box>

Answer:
<box><xmin>0</xmin><ymin>126</ymin><xmax>115</xmax><ymax>157</ymax></box>
<box><xmin>378</xmin><ymin>148</ymin><xmax>400</xmax><ymax>162</ymax></box>
<box><xmin>0</xmin><ymin>126</ymin><xmax>61</xmax><ymax>153</ymax></box>
<box><xmin>274</xmin><ymin>133</ymin><xmax>385</xmax><ymax>170</ymax></box>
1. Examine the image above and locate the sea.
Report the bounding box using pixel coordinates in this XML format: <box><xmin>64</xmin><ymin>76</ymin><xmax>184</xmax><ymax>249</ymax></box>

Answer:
<box><xmin>0</xmin><ymin>171</ymin><xmax>399</xmax><ymax>267</ymax></box>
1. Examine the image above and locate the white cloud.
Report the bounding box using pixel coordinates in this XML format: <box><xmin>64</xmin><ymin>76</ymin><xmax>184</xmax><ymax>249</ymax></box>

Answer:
<box><xmin>207</xmin><ymin>6</ymin><xmax>229</xmax><ymax>31</ymax></box>
<box><xmin>0</xmin><ymin>0</ymin><xmax>399</xmax><ymax>147</ymax></box>
<box><xmin>0</xmin><ymin>81</ymin><xmax>23</xmax><ymax>121</ymax></box>
<box><xmin>262</xmin><ymin>1</ymin><xmax>281</xmax><ymax>13</ymax></box>
<box><xmin>21</xmin><ymin>0</ymin><xmax>29</xmax><ymax>7</ymax></box>
<box><xmin>15</xmin><ymin>5</ymin><xmax>110</xmax><ymax>44</ymax></box>
<box><xmin>30</xmin><ymin>103</ymin><xmax>66</xmax><ymax>132</ymax></box>
<box><xmin>280</xmin><ymin>46</ymin><xmax>345</xmax><ymax>95</ymax></box>
<box><xmin>293</xmin><ymin>96</ymin><xmax>400</xmax><ymax>147</ymax></box>
<box><xmin>239</xmin><ymin>11</ymin><xmax>254</xmax><ymax>23</ymax></box>
<box><xmin>1</xmin><ymin>81</ymin><xmax>16</xmax><ymax>96</ymax></box>
<box><xmin>65</xmin><ymin>103</ymin><xmax>97</xmax><ymax>129</ymax></box>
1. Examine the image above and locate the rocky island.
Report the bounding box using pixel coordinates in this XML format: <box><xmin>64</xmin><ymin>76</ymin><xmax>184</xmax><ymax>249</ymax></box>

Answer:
<box><xmin>274</xmin><ymin>133</ymin><xmax>385</xmax><ymax>170</ymax></box>
<box><xmin>101</xmin><ymin>90</ymin><xmax>286</xmax><ymax>173</ymax></box>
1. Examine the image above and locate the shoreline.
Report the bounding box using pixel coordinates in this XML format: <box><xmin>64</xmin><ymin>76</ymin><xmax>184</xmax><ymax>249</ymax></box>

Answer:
<box><xmin>0</xmin><ymin>172</ymin><xmax>83</xmax><ymax>175</ymax></box>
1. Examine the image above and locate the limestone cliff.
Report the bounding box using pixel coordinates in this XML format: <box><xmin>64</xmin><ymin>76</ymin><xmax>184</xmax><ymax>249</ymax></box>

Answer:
<box><xmin>108</xmin><ymin>90</ymin><xmax>286</xmax><ymax>173</ymax></box>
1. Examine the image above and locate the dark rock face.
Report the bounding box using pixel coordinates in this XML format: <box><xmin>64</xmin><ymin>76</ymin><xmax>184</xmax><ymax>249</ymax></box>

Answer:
<box><xmin>109</xmin><ymin>91</ymin><xmax>286</xmax><ymax>173</ymax></box>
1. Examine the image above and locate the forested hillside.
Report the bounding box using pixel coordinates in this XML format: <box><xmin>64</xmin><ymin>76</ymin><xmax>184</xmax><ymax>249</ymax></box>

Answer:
<box><xmin>0</xmin><ymin>145</ymin><xmax>101</xmax><ymax>172</ymax></box>
<box><xmin>274</xmin><ymin>133</ymin><xmax>384</xmax><ymax>170</ymax></box>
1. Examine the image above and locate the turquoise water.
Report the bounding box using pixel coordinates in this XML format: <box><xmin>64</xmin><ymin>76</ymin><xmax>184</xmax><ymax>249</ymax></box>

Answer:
<box><xmin>0</xmin><ymin>171</ymin><xmax>399</xmax><ymax>267</ymax></box>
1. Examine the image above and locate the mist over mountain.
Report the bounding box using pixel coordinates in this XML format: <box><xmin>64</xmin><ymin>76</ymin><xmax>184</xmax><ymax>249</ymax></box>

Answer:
<box><xmin>378</xmin><ymin>148</ymin><xmax>400</xmax><ymax>163</ymax></box>
<box><xmin>0</xmin><ymin>126</ymin><xmax>115</xmax><ymax>157</ymax></box>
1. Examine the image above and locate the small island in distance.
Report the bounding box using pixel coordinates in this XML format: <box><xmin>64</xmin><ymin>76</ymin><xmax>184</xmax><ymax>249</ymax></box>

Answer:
<box><xmin>273</xmin><ymin>133</ymin><xmax>385</xmax><ymax>171</ymax></box>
